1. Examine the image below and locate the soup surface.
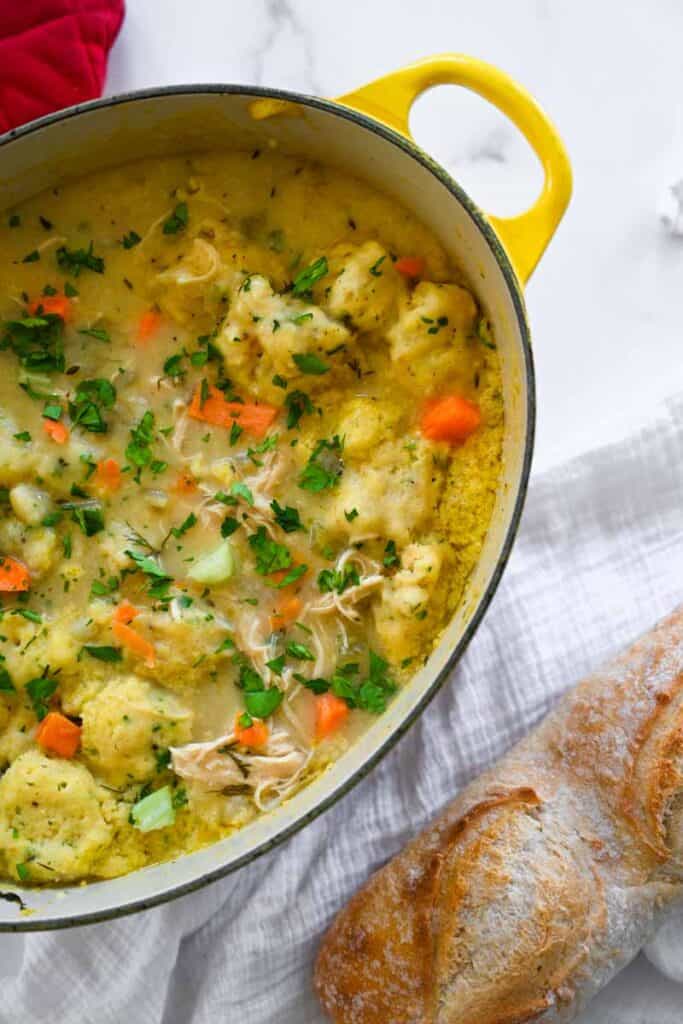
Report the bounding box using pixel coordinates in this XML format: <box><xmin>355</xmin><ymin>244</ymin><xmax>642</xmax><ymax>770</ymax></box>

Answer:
<box><xmin>0</xmin><ymin>151</ymin><xmax>503</xmax><ymax>884</ymax></box>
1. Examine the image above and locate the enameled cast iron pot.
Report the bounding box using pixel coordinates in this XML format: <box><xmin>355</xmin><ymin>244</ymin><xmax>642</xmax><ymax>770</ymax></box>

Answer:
<box><xmin>0</xmin><ymin>54</ymin><xmax>572</xmax><ymax>928</ymax></box>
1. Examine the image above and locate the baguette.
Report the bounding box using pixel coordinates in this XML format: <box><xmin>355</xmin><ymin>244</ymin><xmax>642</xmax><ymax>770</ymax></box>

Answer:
<box><xmin>315</xmin><ymin>608</ymin><xmax>683</xmax><ymax>1023</ymax></box>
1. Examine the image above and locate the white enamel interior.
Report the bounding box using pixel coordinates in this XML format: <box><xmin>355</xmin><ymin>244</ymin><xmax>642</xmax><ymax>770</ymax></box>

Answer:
<box><xmin>0</xmin><ymin>89</ymin><xmax>532</xmax><ymax>928</ymax></box>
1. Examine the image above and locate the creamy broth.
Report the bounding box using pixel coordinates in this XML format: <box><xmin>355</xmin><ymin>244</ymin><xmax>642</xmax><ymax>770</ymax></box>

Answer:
<box><xmin>0</xmin><ymin>152</ymin><xmax>503</xmax><ymax>884</ymax></box>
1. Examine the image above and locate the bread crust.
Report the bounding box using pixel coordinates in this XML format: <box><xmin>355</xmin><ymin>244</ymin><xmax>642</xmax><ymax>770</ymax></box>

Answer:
<box><xmin>315</xmin><ymin>608</ymin><xmax>683</xmax><ymax>1023</ymax></box>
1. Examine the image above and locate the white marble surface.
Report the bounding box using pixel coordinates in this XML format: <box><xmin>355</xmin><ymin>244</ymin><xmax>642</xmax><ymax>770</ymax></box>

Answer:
<box><xmin>106</xmin><ymin>0</ymin><xmax>683</xmax><ymax>476</ymax></box>
<box><xmin>23</xmin><ymin>1</ymin><xmax>676</xmax><ymax>1020</ymax></box>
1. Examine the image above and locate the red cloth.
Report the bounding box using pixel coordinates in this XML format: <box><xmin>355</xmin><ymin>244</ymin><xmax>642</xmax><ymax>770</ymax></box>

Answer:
<box><xmin>0</xmin><ymin>0</ymin><xmax>125</xmax><ymax>134</ymax></box>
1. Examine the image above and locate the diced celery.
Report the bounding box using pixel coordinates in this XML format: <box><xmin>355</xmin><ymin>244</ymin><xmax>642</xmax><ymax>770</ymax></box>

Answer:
<box><xmin>187</xmin><ymin>539</ymin><xmax>235</xmax><ymax>585</ymax></box>
<box><xmin>131</xmin><ymin>785</ymin><xmax>175</xmax><ymax>832</ymax></box>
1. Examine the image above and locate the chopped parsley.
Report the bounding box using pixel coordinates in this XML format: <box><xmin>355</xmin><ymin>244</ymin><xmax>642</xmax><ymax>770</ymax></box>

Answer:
<box><xmin>79</xmin><ymin>326</ymin><xmax>110</xmax><ymax>343</ymax></box>
<box><xmin>0</xmin><ymin>667</ymin><xmax>16</xmax><ymax>692</ymax></box>
<box><xmin>476</xmin><ymin>316</ymin><xmax>496</xmax><ymax>350</ymax></box>
<box><xmin>248</xmin><ymin>527</ymin><xmax>292</xmax><ymax>575</ymax></box>
<box><xmin>317</xmin><ymin>565</ymin><xmax>360</xmax><ymax>595</ymax></box>
<box><xmin>163</xmin><ymin>352</ymin><xmax>186</xmax><ymax>378</ymax></box>
<box><xmin>291</xmin><ymin>255</ymin><xmax>328</xmax><ymax>297</ymax></box>
<box><xmin>356</xmin><ymin>651</ymin><xmax>397</xmax><ymax>713</ymax></box>
<box><xmin>266</xmin><ymin>655</ymin><xmax>285</xmax><ymax>675</ymax></box>
<box><xmin>284</xmin><ymin>389</ymin><xmax>313</xmax><ymax>429</ymax></box>
<box><xmin>162</xmin><ymin>202</ymin><xmax>189</xmax><ymax>235</ymax></box>
<box><xmin>272</xmin><ymin>374</ymin><xmax>288</xmax><ymax>389</ymax></box>
<box><xmin>246</xmin><ymin>434</ymin><xmax>278</xmax><ymax>466</ymax></box>
<box><xmin>69</xmin><ymin>378</ymin><xmax>116</xmax><ymax>433</ymax></box>
<box><xmin>90</xmin><ymin>576</ymin><xmax>118</xmax><ymax>598</ymax></box>
<box><xmin>344</xmin><ymin>508</ymin><xmax>359</xmax><ymax>522</ymax></box>
<box><xmin>14</xmin><ymin>609</ymin><xmax>42</xmax><ymax>624</ymax></box>
<box><xmin>125</xmin><ymin>549</ymin><xmax>173</xmax><ymax>600</ymax></box>
<box><xmin>236</xmin><ymin>663</ymin><xmax>284</xmax><ymax>718</ymax></box>
<box><xmin>298</xmin><ymin>436</ymin><xmax>343</xmax><ymax>492</ymax></box>
<box><xmin>1</xmin><ymin>313</ymin><xmax>65</xmax><ymax>372</ymax></box>
<box><xmin>62</xmin><ymin>501</ymin><xmax>105</xmax><ymax>536</ymax></box>
<box><xmin>272</xmin><ymin>564</ymin><xmax>307</xmax><ymax>589</ymax></box>
<box><xmin>292</xmin><ymin>352</ymin><xmax>329</xmax><ymax>375</ymax></box>
<box><xmin>285</xmin><ymin>641</ymin><xmax>315</xmax><ymax>661</ymax></box>
<box><xmin>220</xmin><ymin>516</ymin><xmax>240</xmax><ymax>538</ymax></box>
<box><xmin>122</xmin><ymin>230</ymin><xmax>142</xmax><ymax>249</ymax></box>
<box><xmin>304</xmin><ymin>652</ymin><xmax>396</xmax><ymax>713</ymax></box>
<box><xmin>291</xmin><ymin>312</ymin><xmax>313</xmax><ymax>325</ymax></box>
<box><xmin>125</xmin><ymin>410</ymin><xmax>161</xmax><ymax>478</ymax></box>
<box><xmin>229</xmin><ymin>421</ymin><xmax>243</xmax><ymax>446</ymax></box>
<box><xmin>383</xmin><ymin>540</ymin><xmax>401</xmax><ymax>569</ymax></box>
<box><xmin>270</xmin><ymin>499</ymin><xmax>303</xmax><ymax>533</ymax></box>
<box><xmin>170</xmin><ymin>512</ymin><xmax>197</xmax><ymax>539</ymax></box>
<box><xmin>230</xmin><ymin>481</ymin><xmax>254</xmax><ymax>506</ymax></box>
<box><xmin>369</xmin><ymin>254</ymin><xmax>386</xmax><ymax>277</ymax></box>
<box><xmin>22</xmin><ymin>250</ymin><xmax>40</xmax><ymax>264</ymax></box>
<box><xmin>83</xmin><ymin>645</ymin><xmax>123</xmax><ymax>663</ymax></box>
<box><xmin>26</xmin><ymin>674</ymin><xmax>58</xmax><ymax>720</ymax></box>
<box><xmin>56</xmin><ymin>241</ymin><xmax>104</xmax><ymax>276</ymax></box>
<box><xmin>41</xmin><ymin>402</ymin><xmax>62</xmax><ymax>421</ymax></box>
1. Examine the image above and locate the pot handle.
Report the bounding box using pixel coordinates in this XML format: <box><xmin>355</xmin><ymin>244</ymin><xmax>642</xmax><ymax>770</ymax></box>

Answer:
<box><xmin>336</xmin><ymin>54</ymin><xmax>572</xmax><ymax>284</ymax></box>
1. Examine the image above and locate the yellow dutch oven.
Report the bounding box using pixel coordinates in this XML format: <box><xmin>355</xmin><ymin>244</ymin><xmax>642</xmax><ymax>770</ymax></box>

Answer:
<box><xmin>0</xmin><ymin>54</ymin><xmax>571</xmax><ymax>928</ymax></box>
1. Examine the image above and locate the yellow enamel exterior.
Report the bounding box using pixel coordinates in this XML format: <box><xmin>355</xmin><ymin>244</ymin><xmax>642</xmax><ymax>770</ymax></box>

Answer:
<box><xmin>337</xmin><ymin>54</ymin><xmax>572</xmax><ymax>284</ymax></box>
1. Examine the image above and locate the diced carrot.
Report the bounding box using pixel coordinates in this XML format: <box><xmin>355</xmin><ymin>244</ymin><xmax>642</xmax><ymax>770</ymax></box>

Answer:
<box><xmin>420</xmin><ymin>395</ymin><xmax>481</xmax><ymax>445</ymax></box>
<box><xmin>234</xmin><ymin>714</ymin><xmax>269</xmax><ymax>748</ymax></box>
<box><xmin>270</xmin><ymin>594</ymin><xmax>302</xmax><ymax>632</ymax></box>
<box><xmin>113</xmin><ymin>620</ymin><xmax>156</xmax><ymax>667</ymax></box>
<box><xmin>0</xmin><ymin>556</ymin><xmax>31</xmax><ymax>592</ymax></box>
<box><xmin>188</xmin><ymin>384</ymin><xmax>278</xmax><ymax>439</ymax></box>
<box><xmin>137</xmin><ymin>309</ymin><xmax>162</xmax><ymax>344</ymax></box>
<box><xmin>27</xmin><ymin>294</ymin><xmax>71</xmax><ymax>321</ymax></box>
<box><xmin>395</xmin><ymin>256</ymin><xmax>425</xmax><ymax>280</ymax></box>
<box><xmin>94</xmin><ymin>458</ymin><xmax>122</xmax><ymax>492</ymax></box>
<box><xmin>113</xmin><ymin>601</ymin><xmax>139</xmax><ymax>625</ymax></box>
<box><xmin>172</xmin><ymin>471</ymin><xmax>198</xmax><ymax>495</ymax></box>
<box><xmin>315</xmin><ymin>693</ymin><xmax>349</xmax><ymax>740</ymax></box>
<box><xmin>43</xmin><ymin>418</ymin><xmax>69</xmax><ymax>444</ymax></box>
<box><xmin>36</xmin><ymin>711</ymin><xmax>81</xmax><ymax>758</ymax></box>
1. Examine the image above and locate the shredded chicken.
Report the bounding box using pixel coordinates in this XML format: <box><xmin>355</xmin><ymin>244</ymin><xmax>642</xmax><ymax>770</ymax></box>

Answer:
<box><xmin>157</xmin><ymin>238</ymin><xmax>220</xmax><ymax>288</ymax></box>
<box><xmin>309</xmin><ymin>547</ymin><xmax>384</xmax><ymax>623</ymax></box>
<box><xmin>36</xmin><ymin>235</ymin><xmax>67</xmax><ymax>255</ymax></box>
<box><xmin>171</xmin><ymin>723</ymin><xmax>310</xmax><ymax>811</ymax></box>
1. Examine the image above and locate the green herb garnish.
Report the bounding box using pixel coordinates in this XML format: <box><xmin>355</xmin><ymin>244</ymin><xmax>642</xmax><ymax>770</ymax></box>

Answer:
<box><xmin>83</xmin><ymin>645</ymin><xmax>123</xmax><ymax>663</ymax></box>
<box><xmin>369</xmin><ymin>255</ymin><xmax>386</xmax><ymax>277</ymax></box>
<box><xmin>291</xmin><ymin>256</ymin><xmax>328</xmax><ymax>297</ymax></box>
<box><xmin>292</xmin><ymin>352</ymin><xmax>329</xmax><ymax>375</ymax></box>
<box><xmin>0</xmin><ymin>667</ymin><xmax>16</xmax><ymax>692</ymax></box>
<box><xmin>285</xmin><ymin>641</ymin><xmax>314</xmax><ymax>661</ymax></box>
<box><xmin>56</xmin><ymin>241</ymin><xmax>104</xmax><ymax>276</ymax></box>
<box><xmin>220</xmin><ymin>516</ymin><xmax>240</xmax><ymax>538</ymax></box>
<box><xmin>248</xmin><ymin>526</ymin><xmax>291</xmax><ymax>575</ymax></box>
<box><xmin>270</xmin><ymin>499</ymin><xmax>303</xmax><ymax>533</ymax></box>
<box><xmin>284</xmin><ymin>389</ymin><xmax>313</xmax><ymax>429</ymax></box>
<box><xmin>162</xmin><ymin>202</ymin><xmax>189</xmax><ymax>235</ymax></box>
<box><xmin>69</xmin><ymin>378</ymin><xmax>116</xmax><ymax>433</ymax></box>
<box><xmin>1</xmin><ymin>313</ymin><xmax>64</xmax><ymax>372</ymax></box>
<box><xmin>298</xmin><ymin>436</ymin><xmax>343</xmax><ymax>492</ymax></box>
<box><xmin>26</xmin><ymin>674</ymin><xmax>58</xmax><ymax>720</ymax></box>
<box><xmin>383</xmin><ymin>540</ymin><xmax>401</xmax><ymax>569</ymax></box>
<box><xmin>170</xmin><ymin>513</ymin><xmax>197</xmax><ymax>539</ymax></box>
<box><xmin>317</xmin><ymin>565</ymin><xmax>360</xmax><ymax>595</ymax></box>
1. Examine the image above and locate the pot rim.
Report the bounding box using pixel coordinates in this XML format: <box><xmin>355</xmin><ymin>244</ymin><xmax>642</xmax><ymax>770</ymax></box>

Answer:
<box><xmin>0</xmin><ymin>83</ymin><xmax>535</xmax><ymax>930</ymax></box>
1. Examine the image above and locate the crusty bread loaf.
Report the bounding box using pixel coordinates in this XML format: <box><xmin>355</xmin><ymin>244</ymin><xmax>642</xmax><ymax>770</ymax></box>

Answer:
<box><xmin>315</xmin><ymin>608</ymin><xmax>683</xmax><ymax>1023</ymax></box>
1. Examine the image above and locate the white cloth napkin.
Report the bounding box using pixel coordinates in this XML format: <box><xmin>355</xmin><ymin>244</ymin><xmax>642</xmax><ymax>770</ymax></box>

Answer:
<box><xmin>1</xmin><ymin>395</ymin><xmax>683</xmax><ymax>1024</ymax></box>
